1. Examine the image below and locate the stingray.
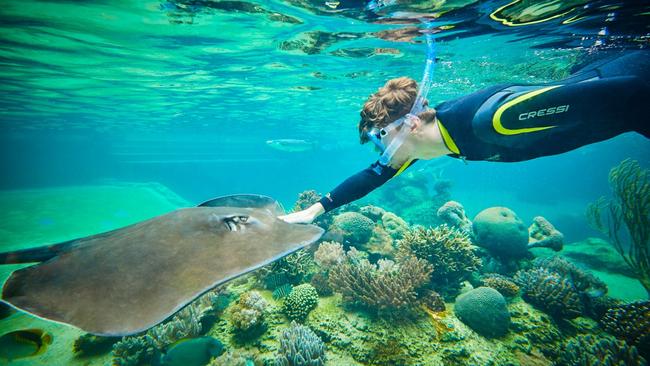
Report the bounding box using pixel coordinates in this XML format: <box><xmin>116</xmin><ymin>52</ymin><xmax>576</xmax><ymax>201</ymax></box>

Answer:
<box><xmin>0</xmin><ymin>194</ymin><xmax>323</xmax><ymax>336</ymax></box>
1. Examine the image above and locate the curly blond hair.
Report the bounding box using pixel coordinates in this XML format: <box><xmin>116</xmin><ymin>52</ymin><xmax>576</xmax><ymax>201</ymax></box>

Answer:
<box><xmin>358</xmin><ymin>77</ymin><xmax>418</xmax><ymax>144</ymax></box>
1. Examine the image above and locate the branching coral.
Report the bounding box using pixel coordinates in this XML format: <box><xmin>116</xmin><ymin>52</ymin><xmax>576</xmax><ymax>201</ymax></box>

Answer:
<box><xmin>534</xmin><ymin>256</ymin><xmax>607</xmax><ymax>296</ymax></box>
<box><xmin>328</xmin><ymin>251</ymin><xmax>432</xmax><ymax>316</ymax></box>
<box><xmin>587</xmin><ymin>159</ymin><xmax>650</xmax><ymax>296</ymax></box>
<box><xmin>514</xmin><ymin>267</ymin><xmax>583</xmax><ymax>319</ymax></box>
<box><xmin>601</xmin><ymin>300</ymin><xmax>650</xmax><ymax>359</ymax></box>
<box><xmin>258</xmin><ymin>249</ymin><xmax>317</xmax><ymax>289</ymax></box>
<box><xmin>558</xmin><ymin>334</ymin><xmax>647</xmax><ymax>366</ymax></box>
<box><xmin>147</xmin><ymin>303</ymin><xmax>203</xmax><ymax>350</ymax></box>
<box><xmin>282</xmin><ymin>284</ymin><xmax>319</xmax><ymax>322</ymax></box>
<box><xmin>398</xmin><ymin>224</ymin><xmax>481</xmax><ymax>296</ymax></box>
<box><xmin>112</xmin><ymin>335</ymin><xmax>157</xmax><ymax>366</ymax></box>
<box><xmin>275</xmin><ymin>321</ymin><xmax>326</xmax><ymax>366</ymax></box>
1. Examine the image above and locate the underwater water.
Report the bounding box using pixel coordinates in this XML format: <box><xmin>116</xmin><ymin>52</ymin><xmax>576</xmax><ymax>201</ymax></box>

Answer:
<box><xmin>1</xmin><ymin>0</ymin><xmax>649</xmax><ymax>365</ymax></box>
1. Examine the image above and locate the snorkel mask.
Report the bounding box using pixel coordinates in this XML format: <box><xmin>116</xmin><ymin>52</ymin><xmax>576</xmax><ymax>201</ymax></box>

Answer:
<box><xmin>367</xmin><ymin>24</ymin><xmax>437</xmax><ymax>168</ymax></box>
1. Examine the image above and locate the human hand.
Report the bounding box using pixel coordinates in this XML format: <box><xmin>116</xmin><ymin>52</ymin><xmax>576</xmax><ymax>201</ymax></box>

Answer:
<box><xmin>278</xmin><ymin>210</ymin><xmax>315</xmax><ymax>224</ymax></box>
<box><xmin>278</xmin><ymin>202</ymin><xmax>324</xmax><ymax>224</ymax></box>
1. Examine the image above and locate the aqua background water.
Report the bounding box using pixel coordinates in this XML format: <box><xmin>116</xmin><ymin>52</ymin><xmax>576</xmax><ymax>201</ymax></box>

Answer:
<box><xmin>1</xmin><ymin>0</ymin><xmax>649</xmax><ymax>246</ymax></box>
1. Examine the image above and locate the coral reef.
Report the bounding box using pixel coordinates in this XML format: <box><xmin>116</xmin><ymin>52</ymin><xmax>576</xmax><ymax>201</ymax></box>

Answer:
<box><xmin>209</xmin><ymin>349</ymin><xmax>262</xmax><ymax>366</ymax></box>
<box><xmin>380</xmin><ymin>212</ymin><xmax>409</xmax><ymax>241</ymax></box>
<box><xmin>112</xmin><ymin>335</ymin><xmax>157</xmax><ymax>366</ymax></box>
<box><xmin>601</xmin><ymin>300</ymin><xmax>650</xmax><ymax>359</ymax></box>
<box><xmin>359</xmin><ymin>205</ymin><xmax>386</xmax><ymax>222</ymax></box>
<box><xmin>258</xmin><ymin>249</ymin><xmax>317</xmax><ymax>288</ymax></box>
<box><xmin>275</xmin><ymin>321</ymin><xmax>326</xmax><ymax>366</ymax></box>
<box><xmin>473</xmin><ymin>207</ymin><xmax>529</xmax><ymax>259</ymax></box>
<box><xmin>454</xmin><ymin>287</ymin><xmax>511</xmax><ymax>338</ymax></box>
<box><xmin>328</xmin><ymin>250</ymin><xmax>432</xmax><ymax>316</ymax></box>
<box><xmin>313</xmin><ymin>241</ymin><xmax>344</xmax><ymax>269</ymax></box>
<box><xmin>398</xmin><ymin>224</ymin><xmax>481</xmax><ymax>296</ymax></box>
<box><xmin>558</xmin><ymin>334</ymin><xmax>647</xmax><ymax>366</ymax></box>
<box><xmin>282</xmin><ymin>284</ymin><xmax>319</xmax><ymax>322</ymax></box>
<box><xmin>586</xmin><ymin>159</ymin><xmax>650</xmax><ymax>296</ymax></box>
<box><xmin>515</xmin><ymin>267</ymin><xmax>584</xmax><ymax>319</ymax></box>
<box><xmin>437</xmin><ymin>200</ymin><xmax>472</xmax><ymax>235</ymax></box>
<box><xmin>330</xmin><ymin>212</ymin><xmax>375</xmax><ymax>247</ymax></box>
<box><xmin>228</xmin><ymin>290</ymin><xmax>269</xmax><ymax>333</ymax></box>
<box><xmin>480</xmin><ymin>273</ymin><xmax>520</xmax><ymax>298</ymax></box>
<box><xmin>527</xmin><ymin>216</ymin><xmax>564</xmax><ymax>251</ymax></box>
<box><xmin>534</xmin><ymin>256</ymin><xmax>608</xmax><ymax>296</ymax></box>
<box><xmin>309</xmin><ymin>272</ymin><xmax>333</xmax><ymax>296</ymax></box>
<box><xmin>73</xmin><ymin>333</ymin><xmax>120</xmax><ymax>356</ymax></box>
<box><xmin>147</xmin><ymin>304</ymin><xmax>203</xmax><ymax>350</ymax></box>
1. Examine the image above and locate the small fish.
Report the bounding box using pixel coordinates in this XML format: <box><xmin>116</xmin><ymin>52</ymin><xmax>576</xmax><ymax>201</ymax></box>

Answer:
<box><xmin>158</xmin><ymin>337</ymin><xmax>224</xmax><ymax>366</ymax></box>
<box><xmin>0</xmin><ymin>329</ymin><xmax>52</xmax><ymax>361</ymax></box>
<box><xmin>266</xmin><ymin>139</ymin><xmax>317</xmax><ymax>152</ymax></box>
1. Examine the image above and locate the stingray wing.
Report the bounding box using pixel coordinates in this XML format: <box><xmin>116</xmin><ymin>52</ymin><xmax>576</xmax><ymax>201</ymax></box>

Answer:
<box><xmin>2</xmin><ymin>207</ymin><xmax>323</xmax><ymax>336</ymax></box>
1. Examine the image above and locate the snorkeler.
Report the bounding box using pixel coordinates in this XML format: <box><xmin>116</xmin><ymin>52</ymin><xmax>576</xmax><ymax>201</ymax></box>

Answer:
<box><xmin>279</xmin><ymin>51</ymin><xmax>649</xmax><ymax>224</ymax></box>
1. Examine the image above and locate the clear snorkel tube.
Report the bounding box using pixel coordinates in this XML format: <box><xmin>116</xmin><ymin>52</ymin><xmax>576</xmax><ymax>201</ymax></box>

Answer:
<box><xmin>367</xmin><ymin>20</ymin><xmax>437</xmax><ymax>168</ymax></box>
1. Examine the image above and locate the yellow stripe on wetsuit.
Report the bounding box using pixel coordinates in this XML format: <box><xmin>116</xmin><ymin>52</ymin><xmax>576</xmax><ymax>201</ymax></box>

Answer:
<box><xmin>492</xmin><ymin>86</ymin><xmax>560</xmax><ymax>135</ymax></box>
<box><xmin>395</xmin><ymin>158</ymin><xmax>412</xmax><ymax>177</ymax></box>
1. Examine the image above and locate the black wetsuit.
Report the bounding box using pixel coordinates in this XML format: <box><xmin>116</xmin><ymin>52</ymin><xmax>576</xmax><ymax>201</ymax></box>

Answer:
<box><xmin>319</xmin><ymin>51</ymin><xmax>649</xmax><ymax>213</ymax></box>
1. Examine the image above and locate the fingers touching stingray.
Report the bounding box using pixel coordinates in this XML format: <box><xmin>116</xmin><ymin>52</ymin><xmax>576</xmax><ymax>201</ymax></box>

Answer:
<box><xmin>1</xmin><ymin>194</ymin><xmax>323</xmax><ymax>336</ymax></box>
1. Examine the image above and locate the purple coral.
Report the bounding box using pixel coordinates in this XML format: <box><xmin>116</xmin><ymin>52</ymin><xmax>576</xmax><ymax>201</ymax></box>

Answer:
<box><xmin>601</xmin><ymin>300</ymin><xmax>650</xmax><ymax>359</ymax></box>
<box><xmin>514</xmin><ymin>267</ymin><xmax>583</xmax><ymax>319</ymax></box>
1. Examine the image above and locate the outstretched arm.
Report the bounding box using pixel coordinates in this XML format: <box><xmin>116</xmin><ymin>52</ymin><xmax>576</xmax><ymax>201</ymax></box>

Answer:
<box><xmin>279</xmin><ymin>160</ymin><xmax>416</xmax><ymax>224</ymax></box>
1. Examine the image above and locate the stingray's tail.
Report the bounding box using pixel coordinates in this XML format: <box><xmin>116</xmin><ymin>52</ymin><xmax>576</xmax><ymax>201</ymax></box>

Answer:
<box><xmin>0</xmin><ymin>239</ymin><xmax>78</xmax><ymax>264</ymax></box>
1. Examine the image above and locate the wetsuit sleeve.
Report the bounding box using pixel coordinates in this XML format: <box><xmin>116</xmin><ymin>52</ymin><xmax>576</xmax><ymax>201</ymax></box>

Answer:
<box><xmin>318</xmin><ymin>160</ymin><xmax>416</xmax><ymax>213</ymax></box>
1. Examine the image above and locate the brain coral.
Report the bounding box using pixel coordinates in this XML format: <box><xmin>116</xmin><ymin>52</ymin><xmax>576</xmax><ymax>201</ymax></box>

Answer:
<box><xmin>331</xmin><ymin>212</ymin><xmax>375</xmax><ymax>247</ymax></box>
<box><xmin>472</xmin><ymin>207</ymin><xmax>529</xmax><ymax>259</ymax></box>
<box><xmin>454</xmin><ymin>286</ymin><xmax>511</xmax><ymax>338</ymax></box>
<box><xmin>282</xmin><ymin>284</ymin><xmax>319</xmax><ymax>322</ymax></box>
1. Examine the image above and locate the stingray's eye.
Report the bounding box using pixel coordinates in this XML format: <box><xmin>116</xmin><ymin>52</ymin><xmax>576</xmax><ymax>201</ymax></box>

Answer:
<box><xmin>223</xmin><ymin>215</ymin><xmax>252</xmax><ymax>232</ymax></box>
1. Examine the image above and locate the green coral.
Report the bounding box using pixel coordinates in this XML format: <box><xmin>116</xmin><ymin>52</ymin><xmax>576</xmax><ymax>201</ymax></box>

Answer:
<box><xmin>454</xmin><ymin>287</ymin><xmax>511</xmax><ymax>338</ymax></box>
<box><xmin>282</xmin><ymin>284</ymin><xmax>319</xmax><ymax>322</ymax></box>
<box><xmin>587</xmin><ymin>159</ymin><xmax>650</xmax><ymax>296</ymax></box>
<box><xmin>112</xmin><ymin>335</ymin><xmax>157</xmax><ymax>366</ymax></box>
<box><xmin>331</xmin><ymin>212</ymin><xmax>375</xmax><ymax>247</ymax></box>
<box><xmin>398</xmin><ymin>224</ymin><xmax>481</xmax><ymax>296</ymax></box>
<box><xmin>381</xmin><ymin>212</ymin><xmax>409</xmax><ymax>241</ymax></box>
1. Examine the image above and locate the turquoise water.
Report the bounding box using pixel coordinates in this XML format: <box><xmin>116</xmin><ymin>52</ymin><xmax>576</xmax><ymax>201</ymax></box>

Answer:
<box><xmin>0</xmin><ymin>1</ymin><xmax>649</xmax><ymax>365</ymax></box>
